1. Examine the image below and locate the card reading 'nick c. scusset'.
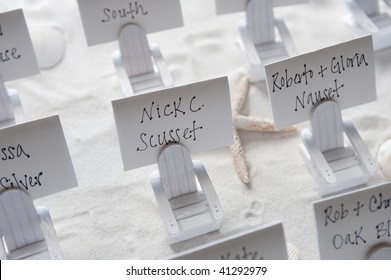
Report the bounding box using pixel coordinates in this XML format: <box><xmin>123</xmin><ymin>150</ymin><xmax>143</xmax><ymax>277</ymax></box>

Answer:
<box><xmin>112</xmin><ymin>76</ymin><xmax>233</xmax><ymax>171</ymax></box>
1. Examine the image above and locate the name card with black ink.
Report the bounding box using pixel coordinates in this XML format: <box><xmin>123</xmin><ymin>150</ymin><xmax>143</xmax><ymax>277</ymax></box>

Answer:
<box><xmin>215</xmin><ymin>0</ymin><xmax>308</xmax><ymax>15</ymax></box>
<box><xmin>313</xmin><ymin>182</ymin><xmax>391</xmax><ymax>259</ymax></box>
<box><xmin>170</xmin><ymin>222</ymin><xmax>287</xmax><ymax>260</ymax></box>
<box><xmin>0</xmin><ymin>9</ymin><xmax>39</xmax><ymax>82</ymax></box>
<box><xmin>0</xmin><ymin>116</ymin><xmax>78</xmax><ymax>199</ymax></box>
<box><xmin>112</xmin><ymin>77</ymin><xmax>233</xmax><ymax>170</ymax></box>
<box><xmin>77</xmin><ymin>0</ymin><xmax>184</xmax><ymax>46</ymax></box>
<box><xmin>265</xmin><ymin>35</ymin><xmax>376</xmax><ymax>130</ymax></box>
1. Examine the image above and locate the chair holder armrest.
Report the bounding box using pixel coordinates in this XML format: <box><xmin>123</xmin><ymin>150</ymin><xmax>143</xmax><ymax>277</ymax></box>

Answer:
<box><xmin>150</xmin><ymin>171</ymin><xmax>180</xmax><ymax>235</ymax></box>
<box><xmin>343</xmin><ymin>119</ymin><xmax>377</xmax><ymax>175</ymax></box>
<box><xmin>275</xmin><ymin>18</ymin><xmax>297</xmax><ymax>57</ymax></box>
<box><xmin>302</xmin><ymin>128</ymin><xmax>337</xmax><ymax>184</ymax></box>
<box><xmin>193</xmin><ymin>160</ymin><xmax>224</xmax><ymax>223</ymax></box>
<box><xmin>112</xmin><ymin>50</ymin><xmax>134</xmax><ymax>96</ymax></box>
<box><xmin>150</xmin><ymin>44</ymin><xmax>173</xmax><ymax>88</ymax></box>
<box><xmin>36</xmin><ymin>206</ymin><xmax>62</xmax><ymax>260</ymax></box>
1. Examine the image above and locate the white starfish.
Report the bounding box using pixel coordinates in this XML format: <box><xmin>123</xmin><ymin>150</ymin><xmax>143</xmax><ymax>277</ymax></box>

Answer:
<box><xmin>230</xmin><ymin>76</ymin><xmax>296</xmax><ymax>184</ymax></box>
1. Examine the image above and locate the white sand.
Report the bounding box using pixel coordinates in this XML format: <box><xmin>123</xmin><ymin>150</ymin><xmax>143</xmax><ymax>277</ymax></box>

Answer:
<box><xmin>2</xmin><ymin>0</ymin><xmax>391</xmax><ymax>259</ymax></box>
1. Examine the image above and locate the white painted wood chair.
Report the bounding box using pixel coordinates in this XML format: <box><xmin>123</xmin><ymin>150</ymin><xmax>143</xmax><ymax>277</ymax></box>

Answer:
<box><xmin>346</xmin><ymin>0</ymin><xmax>391</xmax><ymax>51</ymax></box>
<box><xmin>300</xmin><ymin>100</ymin><xmax>377</xmax><ymax>197</ymax></box>
<box><xmin>0</xmin><ymin>77</ymin><xmax>24</xmax><ymax>127</ymax></box>
<box><xmin>0</xmin><ymin>189</ymin><xmax>61</xmax><ymax>259</ymax></box>
<box><xmin>150</xmin><ymin>144</ymin><xmax>224</xmax><ymax>244</ymax></box>
<box><xmin>112</xmin><ymin>24</ymin><xmax>172</xmax><ymax>96</ymax></box>
<box><xmin>239</xmin><ymin>0</ymin><xmax>297</xmax><ymax>82</ymax></box>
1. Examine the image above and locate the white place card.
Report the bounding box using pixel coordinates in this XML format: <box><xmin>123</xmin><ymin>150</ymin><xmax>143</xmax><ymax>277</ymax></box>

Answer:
<box><xmin>265</xmin><ymin>35</ymin><xmax>376</xmax><ymax>130</ymax></box>
<box><xmin>112</xmin><ymin>77</ymin><xmax>233</xmax><ymax>171</ymax></box>
<box><xmin>0</xmin><ymin>115</ymin><xmax>78</xmax><ymax>199</ymax></box>
<box><xmin>313</xmin><ymin>182</ymin><xmax>391</xmax><ymax>259</ymax></box>
<box><xmin>170</xmin><ymin>222</ymin><xmax>287</xmax><ymax>260</ymax></box>
<box><xmin>0</xmin><ymin>9</ymin><xmax>39</xmax><ymax>82</ymax></box>
<box><xmin>215</xmin><ymin>0</ymin><xmax>308</xmax><ymax>15</ymax></box>
<box><xmin>77</xmin><ymin>0</ymin><xmax>184</xmax><ymax>46</ymax></box>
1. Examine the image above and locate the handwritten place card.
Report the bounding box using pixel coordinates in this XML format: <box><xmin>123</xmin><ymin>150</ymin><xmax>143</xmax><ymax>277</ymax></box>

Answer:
<box><xmin>215</xmin><ymin>0</ymin><xmax>308</xmax><ymax>15</ymax></box>
<box><xmin>0</xmin><ymin>9</ymin><xmax>39</xmax><ymax>82</ymax></box>
<box><xmin>313</xmin><ymin>182</ymin><xmax>391</xmax><ymax>259</ymax></box>
<box><xmin>0</xmin><ymin>116</ymin><xmax>78</xmax><ymax>200</ymax></box>
<box><xmin>265</xmin><ymin>35</ymin><xmax>376</xmax><ymax>130</ymax></box>
<box><xmin>170</xmin><ymin>222</ymin><xmax>287</xmax><ymax>260</ymax></box>
<box><xmin>112</xmin><ymin>77</ymin><xmax>233</xmax><ymax>170</ymax></box>
<box><xmin>77</xmin><ymin>0</ymin><xmax>184</xmax><ymax>46</ymax></box>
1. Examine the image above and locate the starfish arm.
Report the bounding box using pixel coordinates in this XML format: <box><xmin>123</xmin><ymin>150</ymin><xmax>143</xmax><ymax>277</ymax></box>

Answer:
<box><xmin>234</xmin><ymin>114</ymin><xmax>296</xmax><ymax>132</ymax></box>
<box><xmin>230</xmin><ymin>128</ymin><xmax>250</xmax><ymax>184</ymax></box>
<box><xmin>233</xmin><ymin>76</ymin><xmax>250</xmax><ymax>113</ymax></box>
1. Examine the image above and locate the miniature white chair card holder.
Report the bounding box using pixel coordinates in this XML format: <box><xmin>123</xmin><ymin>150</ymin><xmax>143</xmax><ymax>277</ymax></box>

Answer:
<box><xmin>112</xmin><ymin>23</ymin><xmax>172</xmax><ymax>96</ymax></box>
<box><xmin>77</xmin><ymin>0</ymin><xmax>184</xmax><ymax>96</ymax></box>
<box><xmin>264</xmin><ymin>35</ymin><xmax>377</xmax><ymax>197</ymax></box>
<box><xmin>0</xmin><ymin>115</ymin><xmax>78</xmax><ymax>259</ymax></box>
<box><xmin>0</xmin><ymin>189</ymin><xmax>61</xmax><ymax>260</ymax></box>
<box><xmin>240</xmin><ymin>0</ymin><xmax>298</xmax><ymax>82</ymax></box>
<box><xmin>112</xmin><ymin>77</ymin><xmax>232</xmax><ymax>243</ymax></box>
<box><xmin>150</xmin><ymin>144</ymin><xmax>224</xmax><ymax>244</ymax></box>
<box><xmin>215</xmin><ymin>0</ymin><xmax>307</xmax><ymax>82</ymax></box>
<box><xmin>346</xmin><ymin>0</ymin><xmax>391</xmax><ymax>51</ymax></box>
<box><xmin>300</xmin><ymin>100</ymin><xmax>377</xmax><ymax>197</ymax></box>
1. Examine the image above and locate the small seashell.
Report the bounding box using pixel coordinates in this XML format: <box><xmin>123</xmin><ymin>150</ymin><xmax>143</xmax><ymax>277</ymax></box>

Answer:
<box><xmin>31</xmin><ymin>28</ymin><xmax>65</xmax><ymax>70</ymax></box>
<box><xmin>377</xmin><ymin>139</ymin><xmax>391</xmax><ymax>179</ymax></box>
<box><xmin>287</xmin><ymin>243</ymin><xmax>300</xmax><ymax>260</ymax></box>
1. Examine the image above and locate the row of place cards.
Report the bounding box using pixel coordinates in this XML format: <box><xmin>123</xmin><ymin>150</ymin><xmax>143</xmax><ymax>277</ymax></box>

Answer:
<box><xmin>0</xmin><ymin>1</ymin><xmax>389</xmax><ymax>260</ymax></box>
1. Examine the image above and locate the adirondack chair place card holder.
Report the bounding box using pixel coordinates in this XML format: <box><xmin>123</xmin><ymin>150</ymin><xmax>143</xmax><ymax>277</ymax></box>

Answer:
<box><xmin>112</xmin><ymin>77</ymin><xmax>233</xmax><ymax>244</ymax></box>
<box><xmin>77</xmin><ymin>0</ymin><xmax>184</xmax><ymax>96</ymax></box>
<box><xmin>265</xmin><ymin>35</ymin><xmax>378</xmax><ymax>197</ymax></box>
<box><xmin>346</xmin><ymin>0</ymin><xmax>391</xmax><ymax>51</ymax></box>
<box><xmin>0</xmin><ymin>9</ymin><xmax>40</xmax><ymax>127</ymax></box>
<box><xmin>0</xmin><ymin>116</ymin><xmax>78</xmax><ymax>259</ymax></box>
<box><xmin>215</xmin><ymin>0</ymin><xmax>308</xmax><ymax>82</ymax></box>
